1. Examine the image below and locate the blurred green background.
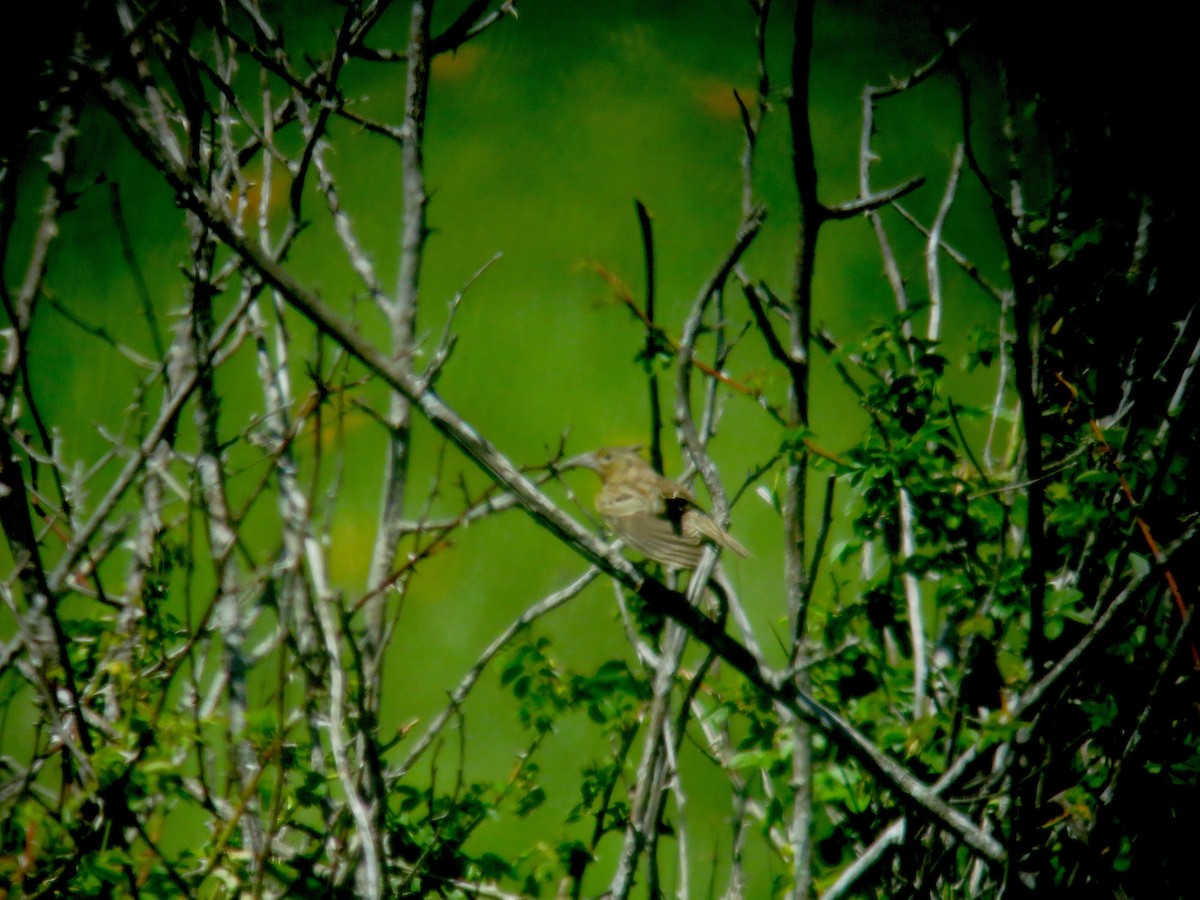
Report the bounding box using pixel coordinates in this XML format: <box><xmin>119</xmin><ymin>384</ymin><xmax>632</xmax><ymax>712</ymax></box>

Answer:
<box><xmin>6</xmin><ymin>0</ymin><xmax>1014</xmax><ymax>891</ymax></box>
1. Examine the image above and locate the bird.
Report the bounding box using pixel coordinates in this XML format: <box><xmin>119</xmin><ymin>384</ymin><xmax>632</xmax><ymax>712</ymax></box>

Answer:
<box><xmin>571</xmin><ymin>446</ymin><xmax>749</xmax><ymax>569</ymax></box>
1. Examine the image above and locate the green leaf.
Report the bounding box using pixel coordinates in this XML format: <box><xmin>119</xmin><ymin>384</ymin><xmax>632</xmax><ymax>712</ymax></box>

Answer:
<box><xmin>780</xmin><ymin>425</ymin><xmax>813</xmax><ymax>453</ymax></box>
<box><xmin>728</xmin><ymin>748</ymin><xmax>781</xmax><ymax>770</ymax></box>
<box><xmin>516</xmin><ymin>786</ymin><xmax>546</xmax><ymax>817</ymax></box>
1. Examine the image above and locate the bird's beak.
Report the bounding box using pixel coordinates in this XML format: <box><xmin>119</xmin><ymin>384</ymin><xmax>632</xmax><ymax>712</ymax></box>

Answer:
<box><xmin>561</xmin><ymin>451</ymin><xmax>600</xmax><ymax>472</ymax></box>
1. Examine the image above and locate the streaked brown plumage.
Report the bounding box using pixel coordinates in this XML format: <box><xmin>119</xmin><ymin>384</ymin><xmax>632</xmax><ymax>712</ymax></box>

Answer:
<box><xmin>573</xmin><ymin>446</ymin><xmax>749</xmax><ymax>569</ymax></box>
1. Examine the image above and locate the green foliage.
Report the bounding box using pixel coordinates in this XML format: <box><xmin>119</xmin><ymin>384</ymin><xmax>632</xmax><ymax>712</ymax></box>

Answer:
<box><xmin>501</xmin><ymin>635</ymin><xmax>643</xmax><ymax>736</ymax></box>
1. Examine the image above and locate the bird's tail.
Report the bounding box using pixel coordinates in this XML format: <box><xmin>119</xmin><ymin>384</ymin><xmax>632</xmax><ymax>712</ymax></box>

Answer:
<box><xmin>718</xmin><ymin>530</ymin><xmax>750</xmax><ymax>558</ymax></box>
<box><xmin>693</xmin><ymin>516</ymin><xmax>749</xmax><ymax>558</ymax></box>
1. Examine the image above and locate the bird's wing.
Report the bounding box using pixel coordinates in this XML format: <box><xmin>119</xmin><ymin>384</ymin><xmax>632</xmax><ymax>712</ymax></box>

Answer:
<box><xmin>608</xmin><ymin>512</ymin><xmax>706</xmax><ymax>569</ymax></box>
<box><xmin>596</xmin><ymin>481</ymin><xmax>664</xmax><ymax>519</ymax></box>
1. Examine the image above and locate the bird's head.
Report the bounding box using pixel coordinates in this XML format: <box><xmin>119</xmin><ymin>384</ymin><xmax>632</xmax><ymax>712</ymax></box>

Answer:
<box><xmin>566</xmin><ymin>446</ymin><xmax>646</xmax><ymax>481</ymax></box>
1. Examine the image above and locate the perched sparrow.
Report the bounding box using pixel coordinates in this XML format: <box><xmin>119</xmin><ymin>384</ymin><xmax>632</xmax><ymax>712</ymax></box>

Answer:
<box><xmin>572</xmin><ymin>446</ymin><xmax>749</xmax><ymax>569</ymax></box>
